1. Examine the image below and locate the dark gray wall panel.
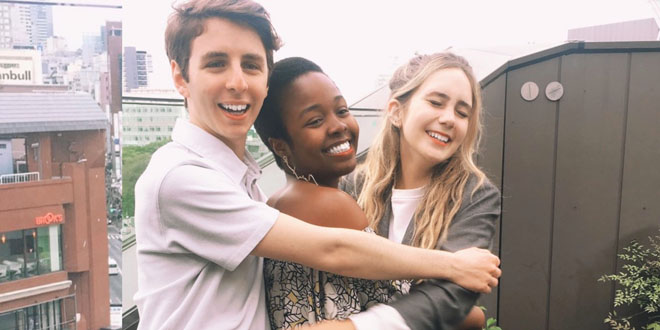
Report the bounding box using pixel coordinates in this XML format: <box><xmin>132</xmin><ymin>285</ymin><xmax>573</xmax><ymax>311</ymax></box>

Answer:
<box><xmin>480</xmin><ymin>74</ymin><xmax>507</xmax><ymax>189</ymax></box>
<box><xmin>619</xmin><ymin>52</ymin><xmax>660</xmax><ymax>254</ymax></box>
<box><xmin>548</xmin><ymin>53</ymin><xmax>629</xmax><ymax>330</ymax></box>
<box><xmin>478</xmin><ymin>73</ymin><xmax>506</xmax><ymax>318</ymax></box>
<box><xmin>499</xmin><ymin>58</ymin><xmax>560</xmax><ymax>330</ymax></box>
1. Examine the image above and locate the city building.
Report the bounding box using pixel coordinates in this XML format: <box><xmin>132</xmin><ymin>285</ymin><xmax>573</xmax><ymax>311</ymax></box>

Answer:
<box><xmin>0</xmin><ymin>3</ymin><xmax>53</xmax><ymax>51</ymax></box>
<box><xmin>44</xmin><ymin>36</ymin><xmax>68</xmax><ymax>54</ymax></box>
<box><xmin>82</xmin><ymin>34</ymin><xmax>103</xmax><ymax>66</ymax></box>
<box><xmin>246</xmin><ymin>128</ymin><xmax>270</xmax><ymax>161</ymax></box>
<box><xmin>121</xmin><ymin>89</ymin><xmax>269</xmax><ymax>159</ymax></box>
<box><xmin>0</xmin><ymin>3</ymin><xmax>11</xmax><ymax>49</ymax></box>
<box><xmin>40</xmin><ymin>50</ymin><xmax>77</xmax><ymax>86</ymax></box>
<box><xmin>123</xmin><ymin>47</ymin><xmax>153</xmax><ymax>92</ymax></box>
<box><xmin>106</xmin><ymin>21</ymin><xmax>121</xmax><ymax>117</ymax></box>
<box><xmin>121</xmin><ymin>91</ymin><xmax>186</xmax><ymax>146</ymax></box>
<box><xmin>0</xmin><ymin>92</ymin><xmax>112</xmax><ymax>329</ymax></box>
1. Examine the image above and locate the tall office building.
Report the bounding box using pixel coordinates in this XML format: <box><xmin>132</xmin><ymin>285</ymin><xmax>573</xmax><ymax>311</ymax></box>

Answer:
<box><xmin>0</xmin><ymin>3</ymin><xmax>53</xmax><ymax>51</ymax></box>
<box><xmin>29</xmin><ymin>4</ymin><xmax>52</xmax><ymax>51</ymax></box>
<box><xmin>82</xmin><ymin>34</ymin><xmax>103</xmax><ymax>66</ymax></box>
<box><xmin>0</xmin><ymin>3</ymin><xmax>12</xmax><ymax>49</ymax></box>
<box><xmin>123</xmin><ymin>47</ymin><xmax>153</xmax><ymax>92</ymax></box>
<box><xmin>106</xmin><ymin>21</ymin><xmax>121</xmax><ymax>115</ymax></box>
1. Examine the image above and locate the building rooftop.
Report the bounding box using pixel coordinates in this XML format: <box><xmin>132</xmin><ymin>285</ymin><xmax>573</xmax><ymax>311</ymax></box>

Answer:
<box><xmin>0</xmin><ymin>92</ymin><xmax>108</xmax><ymax>135</ymax></box>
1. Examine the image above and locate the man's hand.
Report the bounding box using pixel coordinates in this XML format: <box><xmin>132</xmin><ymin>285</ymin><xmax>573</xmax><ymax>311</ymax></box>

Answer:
<box><xmin>449</xmin><ymin>247</ymin><xmax>501</xmax><ymax>293</ymax></box>
<box><xmin>296</xmin><ymin>319</ymin><xmax>355</xmax><ymax>330</ymax></box>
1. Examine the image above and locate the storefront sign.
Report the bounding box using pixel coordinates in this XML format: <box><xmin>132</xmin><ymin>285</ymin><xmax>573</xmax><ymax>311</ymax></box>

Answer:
<box><xmin>0</xmin><ymin>49</ymin><xmax>43</xmax><ymax>85</ymax></box>
<box><xmin>35</xmin><ymin>212</ymin><xmax>64</xmax><ymax>225</ymax></box>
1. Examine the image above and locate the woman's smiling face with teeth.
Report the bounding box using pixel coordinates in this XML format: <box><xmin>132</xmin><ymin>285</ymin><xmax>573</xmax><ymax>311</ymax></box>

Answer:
<box><xmin>397</xmin><ymin>67</ymin><xmax>472</xmax><ymax>171</ymax></box>
<box><xmin>279</xmin><ymin>71</ymin><xmax>359</xmax><ymax>187</ymax></box>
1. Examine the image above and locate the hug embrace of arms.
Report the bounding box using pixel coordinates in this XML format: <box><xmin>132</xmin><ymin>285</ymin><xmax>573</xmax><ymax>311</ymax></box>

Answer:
<box><xmin>133</xmin><ymin>0</ymin><xmax>501</xmax><ymax>329</ymax></box>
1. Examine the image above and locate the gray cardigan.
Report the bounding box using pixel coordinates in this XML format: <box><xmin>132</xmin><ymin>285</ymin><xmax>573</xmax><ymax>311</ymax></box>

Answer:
<box><xmin>340</xmin><ymin>172</ymin><xmax>501</xmax><ymax>330</ymax></box>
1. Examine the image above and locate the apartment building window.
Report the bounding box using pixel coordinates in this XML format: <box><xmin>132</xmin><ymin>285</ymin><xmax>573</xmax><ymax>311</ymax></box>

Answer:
<box><xmin>0</xmin><ymin>225</ymin><xmax>63</xmax><ymax>283</ymax></box>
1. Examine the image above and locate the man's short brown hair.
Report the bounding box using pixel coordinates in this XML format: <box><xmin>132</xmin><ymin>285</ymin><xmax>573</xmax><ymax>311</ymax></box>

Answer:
<box><xmin>165</xmin><ymin>0</ymin><xmax>282</xmax><ymax>81</ymax></box>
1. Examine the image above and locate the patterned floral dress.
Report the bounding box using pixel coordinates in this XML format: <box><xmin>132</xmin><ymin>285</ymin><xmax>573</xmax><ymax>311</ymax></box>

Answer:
<box><xmin>264</xmin><ymin>229</ymin><xmax>410</xmax><ymax>330</ymax></box>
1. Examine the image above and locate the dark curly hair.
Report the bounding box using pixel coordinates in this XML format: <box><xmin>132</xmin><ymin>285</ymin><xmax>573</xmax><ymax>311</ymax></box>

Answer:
<box><xmin>253</xmin><ymin>57</ymin><xmax>324</xmax><ymax>169</ymax></box>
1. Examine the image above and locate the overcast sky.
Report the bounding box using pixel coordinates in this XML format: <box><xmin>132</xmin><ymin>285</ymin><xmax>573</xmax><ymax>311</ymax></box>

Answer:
<box><xmin>50</xmin><ymin>1</ymin><xmax>121</xmax><ymax>49</ymax></box>
<box><xmin>119</xmin><ymin>1</ymin><xmax>655</xmax><ymax>104</ymax></box>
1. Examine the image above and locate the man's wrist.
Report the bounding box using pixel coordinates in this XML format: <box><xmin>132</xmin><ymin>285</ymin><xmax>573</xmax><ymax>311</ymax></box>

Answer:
<box><xmin>439</xmin><ymin>250</ymin><xmax>457</xmax><ymax>281</ymax></box>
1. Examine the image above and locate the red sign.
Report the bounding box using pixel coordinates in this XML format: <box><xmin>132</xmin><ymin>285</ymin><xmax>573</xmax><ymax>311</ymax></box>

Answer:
<box><xmin>35</xmin><ymin>212</ymin><xmax>64</xmax><ymax>225</ymax></box>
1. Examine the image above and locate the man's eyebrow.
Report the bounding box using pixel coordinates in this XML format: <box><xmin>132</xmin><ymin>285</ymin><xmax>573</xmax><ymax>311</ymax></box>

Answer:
<box><xmin>200</xmin><ymin>51</ymin><xmax>227</xmax><ymax>62</ymax></box>
<box><xmin>242</xmin><ymin>53</ymin><xmax>266</xmax><ymax>63</ymax></box>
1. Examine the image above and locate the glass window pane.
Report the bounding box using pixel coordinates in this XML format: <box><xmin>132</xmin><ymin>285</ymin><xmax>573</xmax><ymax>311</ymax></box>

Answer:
<box><xmin>24</xmin><ymin>230</ymin><xmax>37</xmax><ymax>278</ymax></box>
<box><xmin>0</xmin><ymin>310</ymin><xmax>19</xmax><ymax>330</ymax></box>
<box><xmin>1</xmin><ymin>230</ymin><xmax>25</xmax><ymax>280</ymax></box>
<box><xmin>36</xmin><ymin>225</ymin><xmax>62</xmax><ymax>274</ymax></box>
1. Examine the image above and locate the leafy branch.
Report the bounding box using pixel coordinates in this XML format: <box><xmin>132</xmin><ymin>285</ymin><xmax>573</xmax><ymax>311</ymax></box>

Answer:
<box><xmin>599</xmin><ymin>228</ymin><xmax>660</xmax><ymax>330</ymax></box>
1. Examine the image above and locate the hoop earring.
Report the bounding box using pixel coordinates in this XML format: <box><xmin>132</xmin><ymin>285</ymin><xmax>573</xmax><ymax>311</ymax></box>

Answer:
<box><xmin>282</xmin><ymin>155</ymin><xmax>318</xmax><ymax>186</ymax></box>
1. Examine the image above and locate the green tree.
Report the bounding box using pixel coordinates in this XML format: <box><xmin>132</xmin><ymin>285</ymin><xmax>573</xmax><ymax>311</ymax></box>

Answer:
<box><xmin>122</xmin><ymin>140</ymin><xmax>170</xmax><ymax>218</ymax></box>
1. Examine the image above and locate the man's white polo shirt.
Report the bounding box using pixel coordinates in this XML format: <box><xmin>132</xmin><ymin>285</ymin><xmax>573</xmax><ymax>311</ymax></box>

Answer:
<box><xmin>134</xmin><ymin>119</ymin><xmax>279</xmax><ymax>330</ymax></box>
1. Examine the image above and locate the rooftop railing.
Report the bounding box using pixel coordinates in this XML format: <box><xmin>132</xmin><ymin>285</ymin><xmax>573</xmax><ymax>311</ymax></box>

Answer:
<box><xmin>0</xmin><ymin>172</ymin><xmax>40</xmax><ymax>185</ymax></box>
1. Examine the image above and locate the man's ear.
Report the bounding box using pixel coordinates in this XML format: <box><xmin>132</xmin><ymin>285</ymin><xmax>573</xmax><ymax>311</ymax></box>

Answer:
<box><xmin>171</xmin><ymin>60</ymin><xmax>190</xmax><ymax>99</ymax></box>
<box><xmin>386</xmin><ymin>99</ymin><xmax>403</xmax><ymax>128</ymax></box>
<box><xmin>269</xmin><ymin>137</ymin><xmax>291</xmax><ymax>160</ymax></box>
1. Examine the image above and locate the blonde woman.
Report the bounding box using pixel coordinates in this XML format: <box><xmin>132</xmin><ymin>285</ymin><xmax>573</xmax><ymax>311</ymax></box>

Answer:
<box><xmin>341</xmin><ymin>52</ymin><xmax>501</xmax><ymax>330</ymax></box>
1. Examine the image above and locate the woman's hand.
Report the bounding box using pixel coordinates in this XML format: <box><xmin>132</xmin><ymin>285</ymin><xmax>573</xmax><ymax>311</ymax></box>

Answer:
<box><xmin>449</xmin><ymin>247</ymin><xmax>501</xmax><ymax>293</ymax></box>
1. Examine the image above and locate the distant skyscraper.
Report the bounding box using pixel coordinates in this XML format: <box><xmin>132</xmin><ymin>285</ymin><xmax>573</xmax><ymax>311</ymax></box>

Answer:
<box><xmin>29</xmin><ymin>4</ymin><xmax>52</xmax><ymax>50</ymax></box>
<box><xmin>106</xmin><ymin>21</ymin><xmax>121</xmax><ymax>114</ymax></box>
<box><xmin>123</xmin><ymin>46</ymin><xmax>153</xmax><ymax>92</ymax></box>
<box><xmin>82</xmin><ymin>33</ymin><xmax>104</xmax><ymax>65</ymax></box>
<box><xmin>45</xmin><ymin>36</ymin><xmax>67</xmax><ymax>54</ymax></box>
<box><xmin>0</xmin><ymin>3</ymin><xmax>53</xmax><ymax>51</ymax></box>
<box><xmin>106</xmin><ymin>20</ymin><xmax>122</xmax><ymax>160</ymax></box>
<box><xmin>99</xmin><ymin>25</ymin><xmax>107</xmax><ymax>52</ymax></box>
<box><xmin>0</xmin><ymin>3</ymin><xmax>12</xmax><ymax>49</ymax></box>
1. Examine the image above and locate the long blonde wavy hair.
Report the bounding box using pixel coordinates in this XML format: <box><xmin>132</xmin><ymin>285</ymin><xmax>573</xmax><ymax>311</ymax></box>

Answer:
<box><xmin>356</xmin><ymin>52</ymin><xmax>486</xmax><ymax>250</ymax></box>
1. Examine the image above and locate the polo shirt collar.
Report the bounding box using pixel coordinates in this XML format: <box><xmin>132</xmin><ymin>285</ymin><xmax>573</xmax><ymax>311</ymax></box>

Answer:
<box><xmin>171</xmin><ymin>118</ymin><xmax>260</xmax><ymax>183</ymax></box>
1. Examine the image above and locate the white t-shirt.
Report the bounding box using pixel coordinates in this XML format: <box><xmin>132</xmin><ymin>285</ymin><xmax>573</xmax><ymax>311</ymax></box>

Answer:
<box><xmin>389</xmin><ymin>186</ymin><xmax>426</xmax><ymax>244</ymax></box>
<box><xmin>350</xmin><ymin>186</ymin><xmax>425</xmax><ymax>330</ymax></box>
<box><xmin>134</xmin><ymin>119</ymin><xmax>279</xmax><ymax>330</ymax></box>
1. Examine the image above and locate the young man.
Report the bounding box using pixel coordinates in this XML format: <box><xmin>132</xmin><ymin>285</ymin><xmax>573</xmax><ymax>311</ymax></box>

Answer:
<box><xmin>133</xmin><ymin>1</ymin><xmax>501</xmax><ymax>329</ymax></box>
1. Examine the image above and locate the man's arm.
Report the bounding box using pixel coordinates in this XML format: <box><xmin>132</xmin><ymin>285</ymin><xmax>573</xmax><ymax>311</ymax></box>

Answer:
<box><xmin>251</xmin><ymin>212</ymin><xmax>500</xmax><ymax>291</ymax></box>
<box><xmin>159</xmin><ymin>164</ymin><xmax>499</xmax><ymax>292</ymax></box>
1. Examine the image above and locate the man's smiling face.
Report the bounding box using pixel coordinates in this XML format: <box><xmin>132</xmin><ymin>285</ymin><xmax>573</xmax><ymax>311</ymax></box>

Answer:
<box><xmin>172</xmin><ymin>17</ymin><xmax>268</xmax><ymax>155</ymax></box>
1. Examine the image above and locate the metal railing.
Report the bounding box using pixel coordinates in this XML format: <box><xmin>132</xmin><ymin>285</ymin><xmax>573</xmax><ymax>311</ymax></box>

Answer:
<box><xmin>0</xmin><ymin>172</ymin><xmax>40</xmax><ymax>185</ymax></box>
